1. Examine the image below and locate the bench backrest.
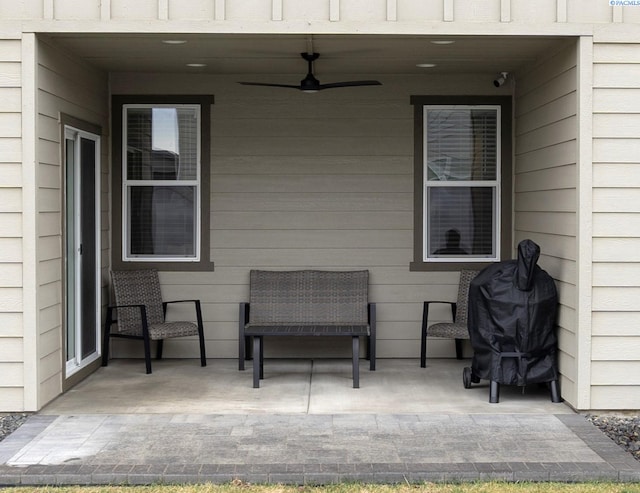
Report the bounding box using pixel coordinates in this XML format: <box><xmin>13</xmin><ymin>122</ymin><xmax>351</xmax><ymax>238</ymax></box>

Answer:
<box><xmin>249</xmin><ymin>270</ymin><xmax>369</xmax><ymax>325</ymax></box>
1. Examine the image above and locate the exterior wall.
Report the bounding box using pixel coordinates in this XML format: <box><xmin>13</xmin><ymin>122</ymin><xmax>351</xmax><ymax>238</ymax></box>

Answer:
<box><xmin>0</xmin><ymin>36</ymin><xmax>25</xmax><ymax>411</ymax></box>
<box><xmin>2</xmin><ymin>0</ymin><xmax>640</xmax><ymax>410</ymax></box>
<box><xmin>514</xmin><ymin>42</ymin><xmax>579</xmax><ymax>408</ymax></box>
<box><xmin>109</xmin><ymin>73</ymin><xmax>515</xmax><ymax>361</ymax></box>
<box><xmin>0</xmin><ymin>0</ymin><xmax>629</xmax><ymax>23</ymax></box>
<box><xmin>591</xmin><ymin>32</ymin><xmax>640</xmax><ymax>409</ymax></box>
<box><xmin>34</xmin><ymin>38</ymin><xmax>108</xmax><ymax>409</ymax></box>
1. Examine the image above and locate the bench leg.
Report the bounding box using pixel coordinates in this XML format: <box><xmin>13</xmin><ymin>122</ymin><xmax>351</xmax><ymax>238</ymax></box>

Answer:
<box><xmin>368</xmin><ymin>303</ymin><xmax>376</xmax><ymax>371</ymax></box>
<box><xmin>239</xmin><ymin>303</ymin><xmax>248</xmax><ymax>370</ymax></box>
<box><xmin>238</xmin><ymin>335</ymin><xmax>252</xmax><ymax>370</ymax></box>
<box><xmin>253</xmin><ymin>336</ymin><xmax>261</xmax><ymax>388</ymax></box>
<box><xmin>239</xmin><ymin>335</ymin><xmax>245</xmax><ymax>371</ymax></box>
<box><xmin>259</xmin><ymin>336</ymin><xmax>264</xmax><ymax>379</ymax></box>
<box><xmin>352</xmin><ymin>336</ymin><xmax>360</xmax><ymax>389</ymax></box>
<box><xmin>369</xmin><ymin>339</ymin><xmax>376</xmax><ymax>371</ymax></box>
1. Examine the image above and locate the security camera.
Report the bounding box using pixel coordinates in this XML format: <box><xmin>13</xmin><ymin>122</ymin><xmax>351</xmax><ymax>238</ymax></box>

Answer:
<box><xmin>493</xmin><ymin>72</ymin><xmax>509</xmax><ymax>87</ymax></box>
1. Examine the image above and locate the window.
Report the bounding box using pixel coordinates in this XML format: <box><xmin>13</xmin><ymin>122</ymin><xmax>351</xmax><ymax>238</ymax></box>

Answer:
<box><xmin>112</xmin><ymin>96</ymin><xmax>214</xmax><ymax>270</ymax></box>
<box><xmin>410</xmin><ymin>97</ymin><xmax>512</xmax><ymax>271</ymax></box>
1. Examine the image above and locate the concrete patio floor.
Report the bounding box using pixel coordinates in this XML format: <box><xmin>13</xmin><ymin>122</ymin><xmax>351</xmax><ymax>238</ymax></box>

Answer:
<box><xmin>1</xmin><ymin>358</ymin><xmax>640</xmax><ymax>485</ymax></box>
<box><xmin>41</xmin><ymin>358</ymin><xmax>574</xmax><ymax>415</ymax></box>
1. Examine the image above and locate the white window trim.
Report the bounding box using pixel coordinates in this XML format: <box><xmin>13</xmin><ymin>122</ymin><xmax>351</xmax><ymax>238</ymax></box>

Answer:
<box><xmin>422</xmin><ymin>104</ymin><xmax>502</xmax><ymax>263</ymax></box>
<box><xmin>122</xmin><ymin>103</ymin><xmax>202</xmax><ymax>262</ymax></box>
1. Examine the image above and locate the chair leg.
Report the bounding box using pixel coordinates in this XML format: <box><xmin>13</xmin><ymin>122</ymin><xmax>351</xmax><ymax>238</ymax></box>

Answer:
<box><xmin>420</xmin><ymin>328</ymin><xmax>427</xmax><ymax>368</ymax></box>
<box><xmin>352</xmin><ymin>336</ymin><xmax>360</xmax><ymax>389</ymax></box>
<box><xmin>156</xmin><ymin>339</ymin><xmax>163</xmax><ymax>360</ymax></box>
<box><xmin>252</xmin><ymin>336</ymin><xmax>261</xmax><ymax>388</ymax></box>
<box><xmin>139</xmin><ymin>306</ymin><xmax>152</xmax><ymax>374</ymax></box>
<box><xmin>420</xmin><ymin>302</ymin><xmax>428</xmax><ymax>368</ymax></box>
<box><xmin>455</xmin><ymin>339</ymin><xmax>463</xmax><ymax>359</ymax></box>
<box><xmin>143</xmin><ymin>336</ymin><xmax>152</xmax><ymax>374</ymax></box>
<box><xmin>195</xmin><ymin>300</ymin><xmax>206</xmax><ymax>367</ymax></box>
<box><xmin>102</xmin><ymin>308</ymin><xmax>113</xmax><ymax>367</ymax></box>
<box><xmin>198</xmin><ymin>330</ymin><xmax>207</xmax><ymax>367</ymax></box>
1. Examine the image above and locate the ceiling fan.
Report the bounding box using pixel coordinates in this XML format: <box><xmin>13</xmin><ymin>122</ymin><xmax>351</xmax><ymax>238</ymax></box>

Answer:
<box><xmin>238</xmin><ymin>52</ymin><xmax>382</xmax><ymax>93</ymax></box>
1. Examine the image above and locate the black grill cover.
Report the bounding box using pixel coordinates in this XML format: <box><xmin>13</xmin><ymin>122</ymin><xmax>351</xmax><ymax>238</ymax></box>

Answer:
<box><xmin>467</xmin><ymin>239</ymin><xmax>559</xmax><ymax>386</ymax></box>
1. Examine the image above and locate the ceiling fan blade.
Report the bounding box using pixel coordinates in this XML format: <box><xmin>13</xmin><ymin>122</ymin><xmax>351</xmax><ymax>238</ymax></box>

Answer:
<box><xmin>318</xmin><ymin>80</ymin><xmax>382</xmax><ymax>90</ymax></box>
<box><xmin>238</xmin><ymin>82</ymin><xmax>301</xmax><ymax>89</ymax></box>
<box><xmin>319</xmin><ymin>80</ymin><xmax>382</xmax><ymax>90</ymax></box>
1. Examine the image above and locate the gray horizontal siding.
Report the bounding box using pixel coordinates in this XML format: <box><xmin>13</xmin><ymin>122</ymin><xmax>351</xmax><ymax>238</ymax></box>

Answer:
<box><xmin>514</xmin><ymin>42</ymin><xmax>578</xmax><ymax>408</ymax></box>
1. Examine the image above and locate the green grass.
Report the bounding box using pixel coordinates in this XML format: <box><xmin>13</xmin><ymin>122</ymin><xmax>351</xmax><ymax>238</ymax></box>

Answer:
<box><xmin>3</xmin><ymin>483</ymin><xmax>640</xmax><ymax>493</ymax></box>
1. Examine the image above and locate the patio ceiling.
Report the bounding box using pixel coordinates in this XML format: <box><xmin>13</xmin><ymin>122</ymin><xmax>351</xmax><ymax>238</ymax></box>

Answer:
<box><xmin>44</xmin><ymin>33</ymin><xmax>569</xmax><ymax>76</ymax></box>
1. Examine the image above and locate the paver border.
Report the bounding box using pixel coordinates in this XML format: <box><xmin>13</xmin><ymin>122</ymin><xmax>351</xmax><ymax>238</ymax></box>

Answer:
<box><xmin>0</xmin><ymin>413</ymin><xmax>639</xmax><ymax>485</ymax></box>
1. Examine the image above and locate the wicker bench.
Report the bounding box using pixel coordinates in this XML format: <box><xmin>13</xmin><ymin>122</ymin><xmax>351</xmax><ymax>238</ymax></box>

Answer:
<box><xmin>238</xmin><ymin>269</ymin><xmax>376</xmax><ymax>388</ymax></box>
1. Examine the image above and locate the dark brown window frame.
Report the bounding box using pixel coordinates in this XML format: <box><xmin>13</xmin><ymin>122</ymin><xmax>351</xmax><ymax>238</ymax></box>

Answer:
<box><xmin>111</xmin><ymin>95</ymin><xmax>214</xmax><ymax>271</ymax></box>
<box><xmin>409</xmin><ymin>96</ymin><xmax>513</xmax><ymax>272</ymax></box>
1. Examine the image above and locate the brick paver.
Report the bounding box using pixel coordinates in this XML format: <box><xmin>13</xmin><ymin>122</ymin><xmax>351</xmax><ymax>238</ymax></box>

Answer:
<box><xmin>0</xmin><ymin>413</ymin><xmax>639</xmax><ymax>485</ymax></box>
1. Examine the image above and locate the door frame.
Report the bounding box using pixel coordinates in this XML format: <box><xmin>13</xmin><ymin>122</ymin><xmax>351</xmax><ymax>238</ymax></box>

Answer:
<box><xmin>61</xmin><ymin>114</ymin><xmax>103</xmax><ymax>390</ymax></box>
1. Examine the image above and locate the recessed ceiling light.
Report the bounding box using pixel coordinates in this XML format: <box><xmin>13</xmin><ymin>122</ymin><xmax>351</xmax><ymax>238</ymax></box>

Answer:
<box><xmin>162</xmin><ymin>40</ymin><xmax>187</xmax><ymax>45</ymax></box>
<box><xmin>186</xmin><ymin>63</ymin><xmax>206</xmax><ymax>67</ymax></box>
<box><xmin>430</xmin><ymin>40</ymin><xmax>455</xmax><ymax>45</ymax></box>
<box><xmin>416</xmin><ymin>63</ymin><xmax>437</xmax><ymax>68</ymax></box>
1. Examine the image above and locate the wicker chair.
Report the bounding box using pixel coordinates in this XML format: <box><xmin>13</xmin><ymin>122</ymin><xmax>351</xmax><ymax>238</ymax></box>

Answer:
<box><xmin>102</xmin><ymin>270</ymin><xmax>206</xmax><ymax>374</ymax></box>
<box><xmin>420</xmin><ymin>269</ymin><xmax>479</xmax><ymax>367</ymax></box>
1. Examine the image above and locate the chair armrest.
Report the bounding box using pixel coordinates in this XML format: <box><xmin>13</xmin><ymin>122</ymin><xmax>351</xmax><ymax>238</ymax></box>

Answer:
<box><xmin>420</xmin><ymin>301</ymin><xmax>457</xmax><ymax>368</ymax></box>
<box><xmin>106</xmin><ymin>303</ymin><xmax>147</xmax><ymax>322</ymax></box>
<box><xmin>108</xmin><ymin>303</ymin><xmax>146</xmax><ymax>310</ymax></box>
<box><xmin>162</xmin><ymin>300</ymin><xmax>204</xmax><ymax>327</ymax></box>
<box><xmin>422</xmin><ymin>300</ymin><xmax>457</xmax><ymax>332</ymax></box>
<box><xmin>105</xmin><ymin>304</ymin><xmax>149</xmax><ymax>336</ymax></box>
<box><xmin>163</xmin><ymin>299</ymin><xmax>201</xmax><ymax>313</ymax></box>
<box><xmin>163</xmin><ymin>299</ymin><xmax>200</xmax><ymax>305</ymax></box>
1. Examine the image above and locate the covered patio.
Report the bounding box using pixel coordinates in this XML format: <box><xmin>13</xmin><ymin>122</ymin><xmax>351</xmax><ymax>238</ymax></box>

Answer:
<box><xmin>24</xmin><ymin>26</ymin><xmax>587</xmax><ymax>412</ymax></box>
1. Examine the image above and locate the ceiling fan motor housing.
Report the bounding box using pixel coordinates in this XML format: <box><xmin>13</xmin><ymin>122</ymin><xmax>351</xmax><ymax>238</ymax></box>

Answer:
<box><xmin>300</xmin><ymin>74</ymin><xmax>320</xmax><ymax>90</ymax></box>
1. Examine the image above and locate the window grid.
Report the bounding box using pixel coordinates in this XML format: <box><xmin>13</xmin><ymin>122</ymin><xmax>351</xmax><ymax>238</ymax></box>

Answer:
<box><xmin>122</xmin><ymin>104</ymin><xmax>202</xmax><ymax>262</ymax></box>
